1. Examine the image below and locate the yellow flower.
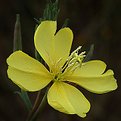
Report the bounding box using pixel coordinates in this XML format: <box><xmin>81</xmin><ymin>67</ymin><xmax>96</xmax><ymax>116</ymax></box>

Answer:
<box><xmin>7</xmin><ymin>21</ymin><xmax>117</xmax><ymax>118</ymax></box>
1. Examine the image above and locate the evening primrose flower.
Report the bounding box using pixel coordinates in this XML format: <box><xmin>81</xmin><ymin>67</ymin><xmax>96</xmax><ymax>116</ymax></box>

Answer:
<box><xmin>7</xmin><ymin>21</ymin><xmax>117</xmax><ymax>118</ymax></box>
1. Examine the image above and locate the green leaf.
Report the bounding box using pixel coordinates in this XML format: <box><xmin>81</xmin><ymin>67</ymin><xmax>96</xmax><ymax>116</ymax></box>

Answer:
<box><xmin>15</xmin><ymin>90</ymin><xmax>32</xmax><ymax>111</ymax></box>
<box><xmin>35</xmin><ymin>0</ymin><xmax>60</xmax><ymax>24</ymax></box>
<box><xmin>62</xmin><ymin>18</ymin><xmax>70</xmax><ymax>28</ymax></box>
<box><xmin>13</xmin><ymin>14</ymin><xmax>22</xmax><ymax>51</ymax></box>
<box><xmin>83</xmin><ymin>44</ymin><xmax>94</xmax><ymax>62</ymax></box>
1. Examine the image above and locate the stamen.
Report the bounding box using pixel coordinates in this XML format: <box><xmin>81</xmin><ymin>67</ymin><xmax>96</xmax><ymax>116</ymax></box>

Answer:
<box><xmin>79</xmin><ymin>51</ymin><xmax>86</xmax><ymax>56</ymax></box>
<box><xmin>62</xmin><ymin>46</ymin><xmax>86</xmax><ymax>75</ymax></box>
<box><xmin>71</xmin><ymin>46</ymin><xmax>82</xmax><ymax>55</ymax></box>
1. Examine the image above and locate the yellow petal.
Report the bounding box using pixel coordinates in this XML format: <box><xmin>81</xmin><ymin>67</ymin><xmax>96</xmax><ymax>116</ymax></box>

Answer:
<box><xmin>76</xmin><ymin>60</ymin><xmax>107</xmax><ymax>76</ymax></box>
<box><xmin>34</xmin><ymin>21</ymin><xmax>73</xmax><ymax>72</ymax></box>
<box><xmin>52</xmin><ymin>28</ymin><xmax>73</xmax><ymax>72</ymax></box>
<box><xmin>66</xmin><ymin>69</ymin><xmax>117</xmax><ymax>94</ymax></box>
<box><xmin>7</xmin><ymin>66</ymin><xmax>52</xmax><ymax>91</ymax></box>
<box><xmin>7</xmin><ymin>51</ymin><xmax>53</xmax><ymax>91</ymax></box>
<box><xmin>7</xmin><ymin>51</ymin><xmax>50</xmax><ymax>75</ymax></box>
<box><xmin>34</xmin><ymin>21</ymin><xmax>56</xmax><ymax>70</ymax></box>
<box><xmin>47</xmin><ymin>82</ymin><xmax>90</xmax><ymax>118</ymax></box>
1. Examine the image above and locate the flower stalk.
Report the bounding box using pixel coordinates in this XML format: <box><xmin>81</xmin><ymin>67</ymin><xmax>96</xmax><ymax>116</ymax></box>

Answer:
<box><xmin>28</xmin><ymin>88</ymin><xmax>48</xmax><ymax>121</ymax></box>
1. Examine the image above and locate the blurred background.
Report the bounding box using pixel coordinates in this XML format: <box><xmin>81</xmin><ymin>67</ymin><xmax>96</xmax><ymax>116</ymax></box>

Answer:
<box><xmin>0</xmin><ymin>0</ymin><xmax>121</xmax><ymax>121</ymax></box>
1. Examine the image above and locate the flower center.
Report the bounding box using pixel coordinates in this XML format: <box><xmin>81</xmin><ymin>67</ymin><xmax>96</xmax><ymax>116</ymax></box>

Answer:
<box><xmin>53</xmin><ymin>73</ymin><xmax>63</xmax><ymax>82</ymax></box>
<box><xmin>53</xmin><ymin>46</ymin><xmax>86</xmax><ymax>82</ymax></box>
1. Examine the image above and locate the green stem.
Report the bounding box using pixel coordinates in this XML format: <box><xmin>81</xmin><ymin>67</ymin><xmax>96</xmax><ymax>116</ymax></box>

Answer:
<box><xmin>21</xmin><ymin>90</ymin><xmax>32</xmax><ymax>111</ymax></box>
<box><xmin>26</xmin><ymin>91</ymin><xmax>41</xmax><ymax>121</ymax></box>
<box><xmin>28</xmin><ymin>90</ymin><xmax>48</xmax><ymax>121</ymax></box>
